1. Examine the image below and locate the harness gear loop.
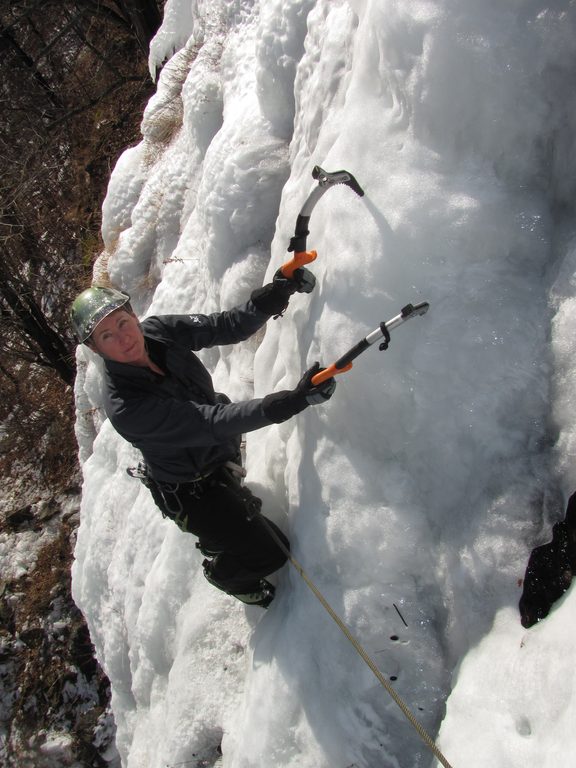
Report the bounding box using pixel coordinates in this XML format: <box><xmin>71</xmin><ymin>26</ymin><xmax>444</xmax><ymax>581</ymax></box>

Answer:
<box><xmin>156</xmin><ymin>483</ymin><xmax>184</xmax><ymax>517</ymax></box>
<box><xmin>255</xmin><ymin>515</ymin><xmax>455</xmax><ymax>768</ymax></box>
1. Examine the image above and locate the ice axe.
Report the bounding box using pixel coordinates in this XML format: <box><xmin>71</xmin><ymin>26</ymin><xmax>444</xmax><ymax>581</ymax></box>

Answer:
<box><xmin>279</xmin><ymin>165</ymin><xmax>365</xmax><ymax>279</ymax></box>
<box><xmin>311</xmin><ymin>302</ymin><xmax>430</xmax><ymax>386</ymax></box>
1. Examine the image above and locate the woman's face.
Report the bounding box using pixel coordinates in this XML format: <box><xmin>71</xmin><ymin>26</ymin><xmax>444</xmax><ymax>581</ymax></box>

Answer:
<box><xmin>90</xmin><ymin>308</ymin><xmax>147</xmax><ymax>365</ymax></box>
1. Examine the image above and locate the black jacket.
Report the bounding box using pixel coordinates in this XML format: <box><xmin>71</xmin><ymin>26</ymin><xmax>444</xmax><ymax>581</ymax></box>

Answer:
<box><xmin>103</xmin><ymin>301</ymin><xmax>274</xmax><ymax>483</ymax></box>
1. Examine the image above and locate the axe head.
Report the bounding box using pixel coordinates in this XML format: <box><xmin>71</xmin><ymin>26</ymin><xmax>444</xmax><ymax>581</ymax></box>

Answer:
<box><xmin>312</xmin><ymin>165</ymin><xmax>365</xmax><ymax>197</ymax></box>
<box><xmin>400</xmin><ymin>302</ymin><xmax>430</xmax><ymax>318</ymax></box>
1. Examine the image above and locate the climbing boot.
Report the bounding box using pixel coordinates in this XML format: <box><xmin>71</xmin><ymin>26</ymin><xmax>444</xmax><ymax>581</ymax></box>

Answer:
<box><xmin>196</xmin><ymin>541</ymin><xmax>223</xmax><ymax>557</ymax></box>
<box><xmin>202</xmin><ymin>559</ymin><xmax>275</xmax><ymax>608</ymax></box>
<box><xmin>232</xmin><ymin>580</ymin><xmax>276</xmax><ymax>608</ymax></box>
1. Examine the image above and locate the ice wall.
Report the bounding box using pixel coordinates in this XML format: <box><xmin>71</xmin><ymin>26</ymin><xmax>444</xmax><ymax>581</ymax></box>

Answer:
<box><xmin>72</xmin><ymin>2</ymin><xmax>576</xmax><ymax>767</ymax></box>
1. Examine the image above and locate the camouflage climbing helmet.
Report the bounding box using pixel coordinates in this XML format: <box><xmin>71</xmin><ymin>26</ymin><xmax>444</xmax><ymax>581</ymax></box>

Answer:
<box><xmin>70</xmin><ymin>286</ymin><xmax>130</xmax><ymax>343</ymax></box>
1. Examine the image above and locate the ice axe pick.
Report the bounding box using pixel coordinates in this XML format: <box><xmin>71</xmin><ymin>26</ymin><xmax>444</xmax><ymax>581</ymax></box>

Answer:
<box><xmin>279</xmin><ymin>165</ymin><xmax>365</xmax><ymax>278</ymax></box>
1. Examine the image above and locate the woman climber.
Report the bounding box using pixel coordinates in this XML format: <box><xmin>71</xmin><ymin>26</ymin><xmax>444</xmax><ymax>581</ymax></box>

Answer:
<box><xmin>70</xmin><ymin>269</ymin><xmax>336</xmax><ymax>607</ymax></box>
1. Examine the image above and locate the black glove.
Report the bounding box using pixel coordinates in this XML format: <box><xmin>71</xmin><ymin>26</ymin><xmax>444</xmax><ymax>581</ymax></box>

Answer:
<box><xmin>262</xmin><ymin>362</ymin><xmax>337</xmax><ymax>423</ymax></box>
<box><xmin>250</xmin><ymin>268</ymin><xmax>316</xmax><ymax>317</ymax></box>
<box><xmin>272</xmin><ymin>267</ymin><xmax>316</xmax><ymax>295</ymax></box>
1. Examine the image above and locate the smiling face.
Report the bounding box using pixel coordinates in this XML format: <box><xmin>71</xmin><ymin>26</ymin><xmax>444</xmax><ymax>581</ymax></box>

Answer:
<box><xmin>89</xmin><ymin>308</ymin><xmax>147</xmax><ymax>365</ymax></box>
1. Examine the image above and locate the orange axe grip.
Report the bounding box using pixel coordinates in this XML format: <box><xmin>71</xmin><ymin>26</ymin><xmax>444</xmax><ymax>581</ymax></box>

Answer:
<box><xmin>280</xmin><ymin>250</ymin><xmax>318</xmax><ymax>278</ymax></box>
<box><xmin>311</xmin><ymin>361</ymin><xmax>353</xmax><ymax>386</ymax></box>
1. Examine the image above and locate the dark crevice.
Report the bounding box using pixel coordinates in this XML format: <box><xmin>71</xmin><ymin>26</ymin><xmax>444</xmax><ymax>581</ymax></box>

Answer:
<box><xmin>519</xmin><ymin>491</ymin><xmax>576</xmax><ymax>628</ymax></box>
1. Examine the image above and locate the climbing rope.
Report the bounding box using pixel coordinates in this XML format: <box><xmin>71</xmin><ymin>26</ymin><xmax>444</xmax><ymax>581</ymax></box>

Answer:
<box><xmin>257</xmin><ymin>515</ymin><xmax>455</xmax><ymax>768</ymax></box>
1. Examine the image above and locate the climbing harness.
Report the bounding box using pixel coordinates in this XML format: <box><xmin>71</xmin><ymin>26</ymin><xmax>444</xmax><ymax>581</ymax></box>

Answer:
<box><xmin>126</xmin><ymin>460</ymin><xmax>249</xmax><ymax>531</ymax></box>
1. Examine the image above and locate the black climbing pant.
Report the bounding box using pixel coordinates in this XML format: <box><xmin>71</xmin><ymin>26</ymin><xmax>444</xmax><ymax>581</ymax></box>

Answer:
<box><xmin>146</xmin><ymin>466</ymin><xmax>290</xmax><ymax>596</ymax></box>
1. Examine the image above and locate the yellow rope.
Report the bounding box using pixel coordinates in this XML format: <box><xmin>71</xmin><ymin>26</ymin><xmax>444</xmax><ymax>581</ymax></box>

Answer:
<box><xmin>259</xmin><ymin>517</ymin><xmax>454</xmax><ymax>768</ymax></box>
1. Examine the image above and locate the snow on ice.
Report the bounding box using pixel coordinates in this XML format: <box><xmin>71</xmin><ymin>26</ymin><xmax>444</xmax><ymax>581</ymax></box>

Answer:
<box><xmin>71</xmin><ymin>1</ymin><xmax>576</xmax><ymax>767</ymax></box>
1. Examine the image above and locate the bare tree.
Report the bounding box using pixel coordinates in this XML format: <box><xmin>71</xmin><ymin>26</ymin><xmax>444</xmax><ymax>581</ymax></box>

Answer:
<box><xmin>0</xmin><ymin>0</ymin><xmax>158</xmax><ymax>477</ymax></box>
